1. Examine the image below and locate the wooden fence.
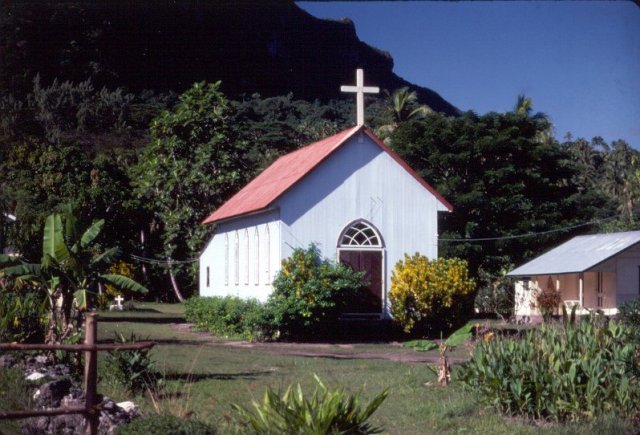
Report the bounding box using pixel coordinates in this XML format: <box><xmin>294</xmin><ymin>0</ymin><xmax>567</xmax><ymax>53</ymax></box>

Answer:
<box><xmin>0</xmin><ymin>313</ymin><xmax>155</xmax><ymax>435</ymax></box>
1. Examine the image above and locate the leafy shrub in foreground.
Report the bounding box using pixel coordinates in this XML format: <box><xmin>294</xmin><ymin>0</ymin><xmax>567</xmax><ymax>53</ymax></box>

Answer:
<box><xmin>184</xmin><ymin>296</ymin><xmax>263</xmax><ymax>339</ymax></box>
<box><xmin>104</xmin><ymin>333</ymin><xmax>158</xmax><ymax>394</ymax></box>
<box><xmin>232</xmin><ymin>375</ymin><xmax>388</xmax><ymax>434</ymax></box>
<box><xmin>117</xmin><ymin>414</ymin><xmax>216</xmax><ymax>434</ymax></box>
<box><xmin>458</xmin><ymin>319</ymin><xmax>640</xmax><ymax>422</ymax></box>
<box><xmin>0</xmin><ymin>286</ymin><xmax>46</xmax><ymax>343</ymax></box>
<box><xmin>257</xmin><ymin>245</ymin><xmax>366</xmax><ymax>340</ymax></box>
<box><xmin>618</xmin><ymin>298</ymin><xmax>640</xmax><ymax>341</ymax></box>
<box><xmin>389</xmin><ymin>254</ymin><xmax>475</xmax><ymax>336</ymax></box>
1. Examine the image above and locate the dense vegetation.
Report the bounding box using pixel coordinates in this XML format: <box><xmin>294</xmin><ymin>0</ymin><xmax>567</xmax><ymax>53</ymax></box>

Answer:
<box><xmin>458</xmin><ymin>318</ymin><xmax>640</xmax><ymax>422</ymax></box>
<box><xmin>1</xmin><ymin>73</ymin><xmax>638</xmax><ymax>309</ymax></box>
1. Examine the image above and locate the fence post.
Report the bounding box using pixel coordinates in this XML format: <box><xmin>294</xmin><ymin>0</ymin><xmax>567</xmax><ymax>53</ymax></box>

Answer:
<box><xmin>84</xmin><ymin>313</ymin><xmax>98</xmax><ymax>435</ymax></box>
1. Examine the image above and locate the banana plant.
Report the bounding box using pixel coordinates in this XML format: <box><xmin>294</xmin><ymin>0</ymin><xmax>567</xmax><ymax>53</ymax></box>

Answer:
<box><xmin>1</xmin><ymin>211</ymin><xmax>147</xmax><ymax>343</ymax></box>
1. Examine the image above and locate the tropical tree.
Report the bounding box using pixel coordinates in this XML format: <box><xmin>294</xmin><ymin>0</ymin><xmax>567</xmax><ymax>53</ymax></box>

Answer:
<box><xmin>0</xmin><ymin>211</ymin><xmax>147</xmax><ymax>343</ymax></box>
<box><xmin>375</xmin><ymin>87</ymin><xmax>432</xmax><ymax>144</ymax></box>
<box><xmin>131</xmin><ymin>81</ymin><xmax>247</xmax><ymax>301</ymax></box>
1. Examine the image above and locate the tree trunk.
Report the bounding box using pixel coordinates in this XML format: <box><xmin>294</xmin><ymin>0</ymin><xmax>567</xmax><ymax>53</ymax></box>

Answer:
<box><xmin>167</xmin><ymin>260</ymin><xmax>184</xmax><ymax>302</ymax></box>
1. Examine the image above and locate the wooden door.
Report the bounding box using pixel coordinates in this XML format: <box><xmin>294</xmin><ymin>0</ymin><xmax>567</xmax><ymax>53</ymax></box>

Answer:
<box><xmin>340</xmin><ymin>250</ymin><xmax>383</xmax><ymax>313</ymax></box>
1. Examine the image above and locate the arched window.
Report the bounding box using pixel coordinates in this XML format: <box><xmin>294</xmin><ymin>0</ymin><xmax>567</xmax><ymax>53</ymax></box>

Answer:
<box><xmin>234</xmin><ymin>231</ymin><xmax>239</xmax><ymax>285</ymax></box>
<box><xmin>339</xmin><ymin>220</ymin><xmax>383</xmax><ymax>247</ymax></box>
<box><xmin>264</xmin><ymin>224</ymin><xmax>270</xmax><ymax>285</ymax></box>
<box><xmin>224</xmin><ymin>234</ymin><xmax>229</xmax><ymax>285</ymax></box>
<box><xmin>244</xmin><ymin>229</ymin><xmax>249</xmax><ymax>285</ymax></box>
<box><xmin>254</xmin><ymin>228</ymin><xmax>260</xmax><ymax>285</ymax></box>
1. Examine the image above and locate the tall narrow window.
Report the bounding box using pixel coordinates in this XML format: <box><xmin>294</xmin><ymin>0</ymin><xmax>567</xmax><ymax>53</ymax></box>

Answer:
<box><xmin>597</xmin><ymin>272</ymin><xmax>604</xmax><ymax>308</ymax></box>
<box><xmin>244</xmin><ymin>229</ymin><xmax>249</xmax><ymax>285</ymax></box>
<box><xmin>224</xmin><ymin>234</ymin><xmax>229</xmax><ymax>286</ymax></box>
<box><xmin>234</xmin><ymin>231</ymin><xmax>239</xmax><ymax>285</ymax></box>
<box><xmin>254</xmin><ymin>228</ymin><xmax>260</xmax><ymax>285</ymax></box>
<box><xmin>206</xmin><ymin>266</ymin><xmax>210</xmax><ymax>288</ymax></box>
<box><xmin>264</xmin><ymin>224</ymin><xmax>270</xmax><ymax>285</ymax></box>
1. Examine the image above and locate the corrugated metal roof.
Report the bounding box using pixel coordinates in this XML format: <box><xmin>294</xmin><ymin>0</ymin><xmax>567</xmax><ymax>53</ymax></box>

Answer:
<box><xmin>202</xmin><ymin>125</ymin><xmax>452</xmax><ymax>224</ymax></box>
<box><xmin>508</xmin><ymin>230</ymin><xmax>640</xmax><ymax>276</ymax></box>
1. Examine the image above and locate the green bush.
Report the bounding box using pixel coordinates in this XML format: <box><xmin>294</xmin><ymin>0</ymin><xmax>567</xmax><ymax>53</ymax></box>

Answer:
<box><xmin>0</xmin><ymin>285</ymin><xmax>46</xmax><ymax>343</ymax></box>
<box><xmin>258</xmin><ymin>245</ymin><xmax>366</xmax><ymax>340</ymax></box>
<box><xmin>618</xmin><ymin>298</ymin><xmax>640</xmax><ymax>330</ymax></box>
<box><xmin>104</xmin><ymin>333</ymin><xmax>158</xmax><ymax>394</ymax></box>
<box><xmin>232</xmin><ymin>375</ymin><xmax>388</xmax><ymax>434</ymax></box>
<box><xmin>0</xmin><ymin>364</ymin><xmax>32</xmax><ymax>434</ymax></box>
<box><xmin>184</xmin><ymin>296</ymin><xmax>263</xmax><ymax>339</ymax></box>
<box><xmin>117</xmin><ymin>414</ymin><xmax>216</xmax><ymax>434</ymax></box>
<box><xmin>458</xmin><ymin>319</ymin><xmax>640</xmax><ymax>422</ymax></box>
<box><xmin>389</xmin><ymin>254</ymin><xmax>475</xmax><ymax>336</ymax></box>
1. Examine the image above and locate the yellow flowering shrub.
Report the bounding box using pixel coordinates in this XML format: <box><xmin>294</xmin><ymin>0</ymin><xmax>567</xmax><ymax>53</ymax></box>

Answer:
<box><xmin>390</xmin><ymin>253</ymin><xmax>476</xmax><ymax>335</ymax></box>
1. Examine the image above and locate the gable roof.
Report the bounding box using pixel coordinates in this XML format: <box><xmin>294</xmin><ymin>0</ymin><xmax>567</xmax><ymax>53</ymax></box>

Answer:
<box><xmin>508</xmin><ymin>230</ymin><xmax>640</xmax><ymax>276</ymax></box>
<box><xmin>202</xmin><ymin>125</ymin><xmax>452</xmax><ymax>224</ymax></box>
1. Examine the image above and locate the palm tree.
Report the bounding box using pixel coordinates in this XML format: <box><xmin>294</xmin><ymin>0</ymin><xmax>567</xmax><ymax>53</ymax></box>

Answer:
<box><xmin>376</xmin><ymin>87</ymin><xmax>432</xmax><ymax>144</ymax></box>
<box><xmin>513</xmin><ymin>94</ymin><xmax>552</xmax><ymax>143</ymax></box>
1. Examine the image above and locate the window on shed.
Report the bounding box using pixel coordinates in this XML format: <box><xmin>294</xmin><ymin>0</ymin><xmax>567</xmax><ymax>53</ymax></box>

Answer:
<box><xmin>224</xmin><ymin>234</ymin><xmax>229</xmax><ymax>286</ymax></box>
<box><xmin>244</xmin><ymin>229</ymin><xmax>249</xmax><ymax>285</ymax></box>
<box><xmin>234</xmin><ymin>231</ymin><xmax>239</xmax><ymax>285</ymax></box>
<box><xmin>206</xmin><ymin>266</ymin><xmax>210</xmax><ymax>288</ymax></box>
<box><xmin>254</xmin><ymin>228</ymin><xmax>260</xmax><ymax>285</ymax></box>
<box><xmin>265</xmin><ymin>224</ymin><xmax>270</xmax><ymax>285</ymax></box>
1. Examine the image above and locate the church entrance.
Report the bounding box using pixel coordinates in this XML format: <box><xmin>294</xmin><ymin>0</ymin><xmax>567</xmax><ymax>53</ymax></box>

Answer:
<box><xmin>337</xmin><ymin>220</ymin><xmax>384</xmax><ymax>317</ymax></box>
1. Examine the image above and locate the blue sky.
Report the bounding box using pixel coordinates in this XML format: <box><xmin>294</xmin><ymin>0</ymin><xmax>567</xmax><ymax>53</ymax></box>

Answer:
<box><xmin>297</xmin><ymin>2</ymin><xmax>640</xmax><ymax>149</ymax></box>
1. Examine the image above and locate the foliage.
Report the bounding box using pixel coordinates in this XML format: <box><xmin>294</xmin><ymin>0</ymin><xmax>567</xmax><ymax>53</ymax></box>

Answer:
<box><xmin>389</xmin><ymin>106</ymin><xmax>609</xmax><ymax>286</ymax></box>
<box><xmin>0</xmin><ymin>365</ymin><xmax>32</xmax><ymax>434</ymax></box>
<box><xmin>617</xmin><ymin>298</ymin><xmax>640</xmax><ymax>341</ymax></box>
<box><xmin>232</xmin><ymin>375</ymin><xmax>388</xmax><ymax>434</ymax></box>
<box><xmin>117</xmin><ymin>414</ymin><xmax>216</xmax><ymax>435</ymax></box>
<box><xmin>389</xmin><ymin>253</ymin><xmax>475</xmax><ymax>336</ymax></box>
<box><xmin>535</xmin><ymin>282</ymin><xmax>562</xmax><ymax>322</ymax></box>
<box><xmin>403</xmin><ymin>323</ymin><xmax>474</xmax><ymax>353</ymax></box>
<box><xmin>0</xmin><ymin>278</ymin><xmax>46</xmax><ymax>343</ymax></box>
<box><xmin>131</xmin><ymin>81</ymin><xmax>247</xmax><ymax>301</ymax></box>
<box><xmin>258</xmin><ymin>245</ymin><xmax>366</xmax><ymax>340</ymax></box>
<box><xmin>0</xmin><ymin>211</ymin><xmax>147</xmax><ymax>343</ymax></box>
<box><xmin>104</xmin><ymin>332</ymin><xmax>158</xmax><ymax>394</ymax></box>
<box><xmin>473</xmin><ymin>267</ymin><xmax>516</xmax><ymax>320</ymax></box>
<box><xmin>458</xmin><ymin>319</ymin><xmax>640</xmax><ymax>422</ymax></box>
<box><xmin>184</xmin><ymin>296</ymin><xmax>263</xmax><ymax>339</ymax></box>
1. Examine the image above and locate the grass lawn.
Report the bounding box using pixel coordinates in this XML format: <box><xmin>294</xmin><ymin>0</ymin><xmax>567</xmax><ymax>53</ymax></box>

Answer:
<box><xmin>94</xmin><ymin>303</ymin><xmax>631</xmax><ymax>434</ymax></box>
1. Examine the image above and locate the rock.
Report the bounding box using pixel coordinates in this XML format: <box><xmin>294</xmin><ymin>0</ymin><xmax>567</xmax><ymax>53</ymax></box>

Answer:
<box><xmin>37</xmin><ymin>378</ymin><xmax>72</xmax><ymax>407</ymax></box>
<box><xmin>116</xmin><ymin>401</ymin><xmax>138</xmax><ymax>414</ymax></box>
<box><xmin>26</xmin><ymin>371</ymin><xmax>47</xmax><ymax>381</ymax></box>
<box><xmin>35</xmin><ymin>355</ymin><xmax>49</xmax><ymax>364</ymax></box>
<box><xmin>0</xmin><ymin>353</ymin><xmax>17</xmax><ymax>368</ymax></box>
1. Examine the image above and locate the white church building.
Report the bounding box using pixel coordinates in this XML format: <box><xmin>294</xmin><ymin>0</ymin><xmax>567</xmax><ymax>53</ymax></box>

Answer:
<box><xmin>199</xmin><ymin>70</ymin><xmax>452</xmax><ymax>318</ymax></box>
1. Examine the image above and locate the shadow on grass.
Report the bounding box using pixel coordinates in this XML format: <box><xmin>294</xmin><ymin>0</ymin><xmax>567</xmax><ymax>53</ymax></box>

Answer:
<box><xmin>162</xmin><ymin>370</ymin><xmax>274</xmax><ymax>382</ymax></box>
<box><xmin>98</xmin><ymin>316</ymin><xmax>185</xmax><ymax>323</ymax></box>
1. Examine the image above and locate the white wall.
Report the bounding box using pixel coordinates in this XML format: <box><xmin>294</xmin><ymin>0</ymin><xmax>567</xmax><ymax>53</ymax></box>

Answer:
<box><xmin>615</xmin><ymin>244</ymin><xmax>640</xmax><ymax>305</ymax></box>
<box><xmin>199</xmin><ymin>209</ymin><xmax>280</xmax><ymax>301</ymax></box>
<box><xmin>275</xmin><ymin>133</ymin><xmax>448</xmax><ymax>316</ymax></box>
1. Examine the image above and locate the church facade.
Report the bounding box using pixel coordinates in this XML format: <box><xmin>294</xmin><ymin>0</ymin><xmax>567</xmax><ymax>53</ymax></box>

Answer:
<box><xmin>199</xmin><ymin>125</ymin><xmax>451</xmax><ymax>318</ymax></box>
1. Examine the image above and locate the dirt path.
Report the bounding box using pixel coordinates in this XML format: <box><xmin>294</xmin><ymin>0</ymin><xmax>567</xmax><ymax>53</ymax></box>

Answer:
<box><xmin>170</xmin><ymin>323</ymin><xmax>468</xmax><ymax>364</ymax></box>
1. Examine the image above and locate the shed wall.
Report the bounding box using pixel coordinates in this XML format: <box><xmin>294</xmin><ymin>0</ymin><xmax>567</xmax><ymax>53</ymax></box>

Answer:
<box><xmin>199</xmin><ymin>210</ymin><xmax>280</xmax><ymax>301</ymax></box>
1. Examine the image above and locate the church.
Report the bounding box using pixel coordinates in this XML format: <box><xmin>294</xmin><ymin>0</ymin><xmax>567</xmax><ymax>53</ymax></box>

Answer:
<box><xmin>199</xmin><ymin>70</ymin><xmax>452</xmax><ymax>318</ymax></box>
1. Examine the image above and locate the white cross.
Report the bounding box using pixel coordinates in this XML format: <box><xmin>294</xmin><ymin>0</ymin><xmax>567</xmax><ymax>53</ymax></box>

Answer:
<box><xmin>340</xmin><ymin>69</ymin><xmax>380</xmax><ymax>126</ymax></box>
<box><xmin>114</xmin><ymin>295</ymin><xmax>124</xmax><ymax>308</ymax></box>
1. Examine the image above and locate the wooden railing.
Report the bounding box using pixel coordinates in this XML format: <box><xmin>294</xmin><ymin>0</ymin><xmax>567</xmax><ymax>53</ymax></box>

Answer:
<box><xmin>0</xmin><ymin>313</ymin><xmax>155</xmax><ymax>435</ymax></box>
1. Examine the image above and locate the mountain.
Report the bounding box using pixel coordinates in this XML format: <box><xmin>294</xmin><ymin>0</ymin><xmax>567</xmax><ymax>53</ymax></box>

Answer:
<box><xmin>0</xmin><ymin>0</ymin><xmax>459</xmax><ymax>115</ymax></box>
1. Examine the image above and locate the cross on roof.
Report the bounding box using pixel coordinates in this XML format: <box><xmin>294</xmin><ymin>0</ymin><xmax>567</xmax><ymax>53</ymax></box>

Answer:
<box><xmin>340</xmin><ymin>69</ymin><xmax>380</xmax><ymax>126</ymax></box>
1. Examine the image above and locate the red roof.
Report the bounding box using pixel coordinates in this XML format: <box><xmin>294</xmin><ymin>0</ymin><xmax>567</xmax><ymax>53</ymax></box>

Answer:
<box><xmin>202</xmin><ymin>125</ymin><xmax>452</xmax><ymax>224</ymax></box>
